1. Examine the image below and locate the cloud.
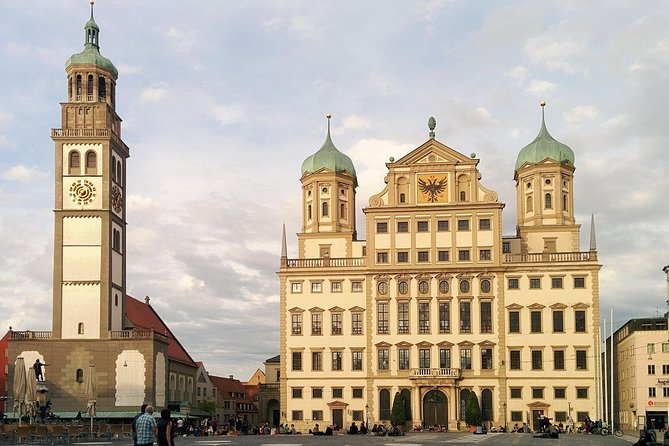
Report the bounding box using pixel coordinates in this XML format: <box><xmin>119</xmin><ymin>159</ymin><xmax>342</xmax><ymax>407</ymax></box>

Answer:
<box><xmin>1</xmin><ymin>165</ymin><xmax>48</xmax><ymax>182</ymax></box>
<box><xmin>526</xmin><ymin>79</ymin><xmax>557</xmax><ymax>95</ymax></box>
<box><xmin>524</xmin><ymin>35</ymin><xmax>584</xmax><ymax>73</ymax></box>
<box><xmin>140</xmin><ymin>85</ymin><xmax>170</xmax><ymax>102</ymax></box>
<box><xmin>564</xmin><ymin>105</ymin><xmax>599</xmax><ymax>124</ymax></box>
<box><xmin>337</xmin><ymin>115</ymin><xmax>371</xmax><ymax>133</ymax></box>
<box><xmin>0</xmin><ymin>111</ymin><xmax>15</xmax><ymax>126</ymax></box>
<box><xmin>162</xmin><ymin>27</ymin><xmax>197</xmax><ymax>54</ymax></box>
<box><xmin>211</xmin><ymin>105</ymin><xmax>245</xmax><ymax>125</ymax></box>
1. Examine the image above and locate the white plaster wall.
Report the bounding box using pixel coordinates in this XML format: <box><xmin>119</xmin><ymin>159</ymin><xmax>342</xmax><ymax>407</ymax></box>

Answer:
<box><xmin>115</xmin><ymin>350</ymin><xmax>146</xmax><ymax>407</ymax></box>
<box><xmin>61</xmin><ymin>284</ymin><xmax>100</xmax><ymax>339</ymax></box>
<box><xmin>112</xmin><ymin>250</ymin><xmax>122</xmax><ymax>285</ymax></box>
<box><xmin>155</xmin><ymin>352</ymin><xmax>166</xmax><ymax>407</ymax></box>
<box><xmin>415</xmin><ymin>233</ymin><xmax>431</xmax><ymax>248</ymax></box>
<box><xmin>63</xmin><ymin>217</ymin><xmax>101</xmax><ymax>245</ymax></box>
<box><xmin>395</xmin><ymin>233</ymin><xmax>411</xmax><ymax>249</ymax></box>
<box><xmin>63</xmin><ymin>246</ymin><xmax>101</xmax><ymax>281</ymax></box>
<box><xmin>62</xmin><ymin>176</ymin><xmax>104</xmax><ymax>210</ymax></box>
<box><xmin>435</xmin><ymin>233</ymin><xmax>452</xmax><ymax>247</ymax></box>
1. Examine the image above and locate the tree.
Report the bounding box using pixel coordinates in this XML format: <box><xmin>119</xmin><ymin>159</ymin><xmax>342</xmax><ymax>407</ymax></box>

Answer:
<box><xmin>199</xmin><ymin>398</ymin><xmax>217</xmax><ymax>416</ymax></box>
<box><xmin>464</xmin><ymin>391</ymin><xmax>482</xmax><ymax>427</ymax></box>
<box><xmin>390</xmin><ymin>392</ymin><xmax>407</xmax><ymax>427</ymax></box>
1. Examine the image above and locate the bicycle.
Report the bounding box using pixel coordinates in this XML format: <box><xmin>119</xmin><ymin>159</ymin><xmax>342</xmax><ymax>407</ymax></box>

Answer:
<box><xmin>612</xmin><ymin>427</ymin><xmax>624</xmax><ymax>437</ymax></box>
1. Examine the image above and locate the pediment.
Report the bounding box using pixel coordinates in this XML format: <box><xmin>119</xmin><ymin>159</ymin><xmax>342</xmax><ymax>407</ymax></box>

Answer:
<box><xmin>393</xmin><ymin>139</ymin><xmax>476</xmax><ymax>167</ymax></box>
<box><xmin>329</xmin><ymin>306</ymin><xmax>344</xmax><ymax>312</ymax></box>
<box><xmin>288</xmin><ymin>307</ymin><xmax>304</xmax><ymax>313</ymax></box>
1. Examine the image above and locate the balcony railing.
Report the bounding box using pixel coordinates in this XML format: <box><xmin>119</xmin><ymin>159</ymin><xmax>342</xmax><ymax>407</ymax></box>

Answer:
<box><xmin>10</xmin><ymin>331</ymin><xmax>52</xmax><ymax>340</ymax></box>
<box><xmin>503</xmin><ymin>251</ymin><xmax>596</xmax><ymax>263</ymax></box>
<box><xmin>52</xmin><ymin>128</ymin><xmax>110</xmax><ymax>138</ymax></box>
<box><xmin>283</xmin><ymin>257</ymin><xmax>365</xmax><ymax>268</ymax></box>
<box><xmin>410</xmin><ymin>368</ymin><xmax>461</xmax><ymax>379</ymax></box>
<box><xmin>260</xmin><ymin>383</ymin><xmax>280</xmax><ymax>391</ymax></box>
<box><xmin>110</xmin><ymin>330</ymin><xmax>168</xmax><ymax>343</ymax></box>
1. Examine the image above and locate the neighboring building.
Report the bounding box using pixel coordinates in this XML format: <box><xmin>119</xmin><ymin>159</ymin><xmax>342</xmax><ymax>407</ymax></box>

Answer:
<box><xmin>278</xmin><ymin>110</ymin><xmax>601</xmax><ymax>432</ymax></box>
<box><xmin>1</xmin><ymin>331</ymin><xmax>9</xmax><ymax>413</ymax></box>
<box><xmin>258</xmin><ymin>355</ymin><xmax>280</xmax><ymax>426</ymax></box>
<box><xmin>210</xmin><ymin>375</ymin><xmax>258</xmax><ymax>426</ymax></box>
<box><xmin>7</xmin><ymin>5</ymin><xmax>196</xmax><ymax>416</ymax></box>
<box><xmin>195</xmin><ymin>362</ymin><xmax>217</xmax><ymax>406</ymax></box>
<box><xmin>245</xmin><ymin>369</ymin><xmax>266</xmax><ymax>386</ymax></box>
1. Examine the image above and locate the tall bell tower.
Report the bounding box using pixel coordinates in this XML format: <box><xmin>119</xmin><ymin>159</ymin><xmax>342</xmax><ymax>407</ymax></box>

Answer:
<box><xmin>51</xmin><ymin>1</ymin><xmax>129</xmax><ymax>339</ymax></box>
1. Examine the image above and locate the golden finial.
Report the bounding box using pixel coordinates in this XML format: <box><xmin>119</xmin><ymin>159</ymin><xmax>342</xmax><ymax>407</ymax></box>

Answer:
<box><xmin>90</xmin><ymin>0</ymin><xmax>95</xmax><ymax>4</ymax></box>
<box><xmin>326</xmin><ymin>113</ymin><xmax>332</xmax><ymax>133</ymax></box>
<box><xmin>540</xmin><ymin>100</ymin><xmax>546</xmax><ymax>107</ymax></box>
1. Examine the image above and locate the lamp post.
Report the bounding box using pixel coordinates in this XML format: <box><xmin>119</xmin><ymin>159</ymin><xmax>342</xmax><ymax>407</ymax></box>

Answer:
<box><xmin>365</xmin><ymin>404</ymin><xmax>369</xmax><ymax>430</ymax></box>
<box><xmin>503</xmin><ymin>403</ymin><xmax>507</xmax><ymax>432</ymax></box>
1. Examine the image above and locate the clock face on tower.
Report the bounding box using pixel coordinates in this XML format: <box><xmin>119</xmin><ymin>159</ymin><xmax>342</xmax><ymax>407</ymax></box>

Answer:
<box><xmin>69</xmin><ymin>179</ymin><xmax>96</xmax><ymax>205</ymax></box>
<box><xmin>417</xmin><ymin>174</ymin><xmax>448</xmax><ymax>203</ymax></box>
<box><xmin>111</xmin><ymin>185</ymin><xmax>123</xmax><ymax>213</ymax></box>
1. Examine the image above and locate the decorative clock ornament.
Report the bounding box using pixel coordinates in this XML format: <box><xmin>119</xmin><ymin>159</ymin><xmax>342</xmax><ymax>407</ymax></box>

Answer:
<box><xmin>69</xmin><ymin>179</ymin><xmax>96</xmax><ymax>205</ymax></box>
<box><xmin>111</xmin><ymin>185</ymin><xmax>123</xmax><ymax>213</ymax></box>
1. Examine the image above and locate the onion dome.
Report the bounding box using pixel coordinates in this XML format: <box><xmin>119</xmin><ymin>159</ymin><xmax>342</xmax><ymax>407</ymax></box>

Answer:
<box><xmin>301</xmin><ymin>114</ymin><xmax>357</xmax><ymax>185</ymax></box>
<box><xmin>65</xmin><ymin>1</ymin><xmax>118</xmax><ymax>77</ymax></box>
<box><xmin>515</xmin><ymin>102</ymin><xmax>574</xmax><ymax>171</ymax></box>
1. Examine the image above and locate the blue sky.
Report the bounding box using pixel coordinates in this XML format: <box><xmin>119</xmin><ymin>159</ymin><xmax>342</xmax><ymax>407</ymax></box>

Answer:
<box><xmin>1</xmin><ymin>0</ymin><xmax>668</xmax><ymax>380</ymax></box>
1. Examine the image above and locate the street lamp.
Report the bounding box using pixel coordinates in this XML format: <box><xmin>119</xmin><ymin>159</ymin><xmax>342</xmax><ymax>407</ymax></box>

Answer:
<box><xmin>503</xmin><ymin>403</ymin><xmax>507</xmax><ymax>432</ymax></box>
<box><xmin>365</xmin><ymin>404</ymin><xmax>369</xmax><ymax>429</ymax></box>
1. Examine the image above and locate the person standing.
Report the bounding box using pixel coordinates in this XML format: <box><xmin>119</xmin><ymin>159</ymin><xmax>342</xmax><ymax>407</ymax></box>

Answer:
<box><xmin>33</xmin><ymin>359</ymin><xmax>47</xmax><ymax>382</ymax></box>
<box><xmin>135</xmin><ymin>405</ymin><xmax>157</xmax><ymax>446</ymax></box>
<box><xmin>157</xmin><ymin>409</ymin><xmax>172</xmax><ymax>446</ymax></box>
<box><xmin>132</xmin><ymin>404</ymin><xmax>148</xmax><ymax>446</ymax></box>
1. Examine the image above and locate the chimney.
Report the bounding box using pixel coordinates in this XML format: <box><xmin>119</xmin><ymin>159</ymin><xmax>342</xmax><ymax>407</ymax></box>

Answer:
<box><xmin>145</xmin><ymin>295</ymin><xmax>150</xmax><ymax>304</ymax></box>
<box><xmin>229</xmin><ymin>375</ymin><xmax>234</xmax><ymax>379</ymax></box>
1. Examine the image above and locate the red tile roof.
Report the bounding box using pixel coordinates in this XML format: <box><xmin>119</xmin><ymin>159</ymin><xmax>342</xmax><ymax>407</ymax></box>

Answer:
<box><xmin>125</xmin><ymin>295</ymin><xmax>196</xmax><ymax>367</ymax></box>
<box><xmin>209</xmin><ymin>375</ymin><xmax>254</xmax><ymax>403</ymax></box>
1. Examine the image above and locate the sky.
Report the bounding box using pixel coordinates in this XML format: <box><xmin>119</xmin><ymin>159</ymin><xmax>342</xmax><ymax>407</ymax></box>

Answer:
<box><xmin>0</xmin><ymin>0</ymin><xmax>668</xmax><ymax>381</ymax></box>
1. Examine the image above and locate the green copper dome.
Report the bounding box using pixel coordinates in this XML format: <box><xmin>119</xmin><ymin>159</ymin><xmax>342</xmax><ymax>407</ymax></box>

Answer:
<box><xmin>515</xmin><ymin>105</ymin><xmax>574</xmax><ymax>171</ymax></box>
<box><xmin>301</xmin><ymin>117</ymin><xmax>357</xmax><ymax>185</ymax></box>
<box><xmin>65</xmin><ymin>4</ymin><xmax>118</xmax><ymax>78</ymax></box>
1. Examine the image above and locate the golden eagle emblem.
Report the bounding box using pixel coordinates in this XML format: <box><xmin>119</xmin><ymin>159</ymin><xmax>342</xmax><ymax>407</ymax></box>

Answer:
<box><xmin>418</xmin><ymin>176</ymin><xmax>447</xmax><ymax>203</ymax></box>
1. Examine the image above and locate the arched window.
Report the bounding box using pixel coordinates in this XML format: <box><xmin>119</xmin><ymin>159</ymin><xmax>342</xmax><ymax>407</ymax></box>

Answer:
<box><xmin>114</xmin><ymin>294</ymin><xmax>119</xmax><ymax>306</ymax></box>
<box><xmin>545</xmin><ymin>193</ymin><xmax>552</xmax><ymax>209</ymax></box>
<box><xmin>400</xmin><ymin>388</ymin><xmax>412</xmax><ymax>420</ymax></box>
<box><xmin>87</xmin><ymin>74</ymin><xmax>94</xmax><ymax>98</ymax></box>
<box><xmin>76</xmin><ymin>368</ymin><xmax>84</xmax><ymax>383</ymax></box>
<box><xmin>111</xmin><ymin>156</ymin><xmax>116</xmax><ymax>180</ymax></box>
<box><xmin>69</xmin><ymin>151</ymin><xmax>80</xmax><ymax>174</ymax></box>
<box><xmin>481</xmin><ymin>389</ymin><xmax>493</xmax><ymax>421</ymax></box>
<box><xmin>68</xmin><ymin>76</ymin><xmax>73</xmax><ymax>99</ymax></box>
<box><xmin>98</xmin><ymin>76</ymin><xmax>106</xmax><ymax>100</ymax></box>
<box><xmin>379</xmin><ymin>389</ymin><xmax>391</xmax><ymax>420</ymax></box>
<box><xmin>307</xmin><ymin>205</ymin><xmax>312</xmax><ymax>220</ymax></box>
<box><xmin>459</xmin><ymin>388</ymin><xmax>470</xmax><ymax>420</ymax></box>
<box><xmin>86</xmin><ymin>151</ymin><xmax>97</xmax><ymax>174</ymax></box>
<box><xmin>399</xmin><ymin>193</ymin><xmax>406</xmax><ymax>203</ymax></box>
<box><xmin>76</xmin><ymin>75</ymin><xmax>82</xmax><ymax>97</ymax></box>
<box><xmin>563</xmin><ymin>194</ymin><xmax>568</xmax><ymax>210</ymax></box>
<box><xmin>322</xmin><ymin>202</ymin><xmax>329</xmax><ymax>217</ymax></box>
<box><xmin>116</xmin><ymin>160</ymin><xmax>122</xmax><ymax>183</ymax></box>
<box><xmin>340</xmin><ymin>203</ymin><xmax>345</xmax><ymax>219</ymax></box>
<box><xmin>526</xmin><ymin>195</ymin><xmax>533</xmax><ymax>213</ymax></box>
<box><xmin>78</xmin><ymin>322</ymin><xmax>84</xmax><ymax>334</ymax></box>
<box><xmin>113</xmin><ymin>229</ymin><xmax>120</xmax><ymax>251</ymax></box>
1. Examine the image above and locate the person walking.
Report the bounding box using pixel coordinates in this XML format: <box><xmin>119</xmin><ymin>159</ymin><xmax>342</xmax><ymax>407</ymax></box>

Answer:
<box><xmin>135</xmin><ymin>405</ymin><xmax>157</xmax><ymax>446</ymax></box>
<box><xmin>132</xmin><ymin>404</ymin><xmax>148</xmax><ymax>446</ymax></box>
<box><xmin>157</xmin><ymin>409</ymin><xmax>172</xmax><ymax>446</ymax></box>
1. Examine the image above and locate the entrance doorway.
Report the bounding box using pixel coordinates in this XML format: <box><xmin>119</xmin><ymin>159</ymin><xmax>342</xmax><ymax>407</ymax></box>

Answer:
<box><xmin>332</xmin><ymin>408</ymin><xmax>344</xmax><ymax>430</ymax></box>
<box><xmin>532</xmin><ymin>410</ymin><xmax>545</xmax><ymax>432</ymax></box>
<box><xmin>646</xmin><ymin>411</ymin><xmax>667</xmax><ymax>430</ymax></box>
<box><xmin>423</xmin><ymin>390</ymin><xmax>448</xmax><ymax>429</ymax></box>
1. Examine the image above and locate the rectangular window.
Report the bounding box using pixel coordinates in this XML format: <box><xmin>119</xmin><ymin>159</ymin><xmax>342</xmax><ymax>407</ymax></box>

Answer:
<box><xmin>529</xmin><ymin>278</ymin><xmax>541</xmax><ymax>289</ymax></box>
<box><xmin>377</xmin><ymin>302</ymin><xmax>389</xmax><ymax>334</ymax></box>
<box><xmin>532</xmin><ymin>387</ymin><xmax>544</xmax><ymax>399</ymax></box>
<box><xmin>377</xmin><ymin>252</ymin><xmax>389</xmax><ymax>263</ymax></box>
<box><xmin>292</xmin><ymin>352</ymin><xmax>302</xmax><ymax>371</ymax></box>
<box><xmin>331</xmin><ymin>351</ymin><xmax>342</xmax><ymax>371</ymax></box>
<box><xmin>554</xmin><ymin>388</ymin><xmax>566</xmax><ymax>399</ymax></box>
<box><xmin>351</xmin><ymin>313</ymin><xmax>363</xmax><ymax>335</ymax></box>
<box><xmin>311</xmin><ymin>313</ymin><xmax>322</xmax><ymax>335</ymax></box>
<box><xmin>417</xmin><ymin>251</ymin><xmax>429</xmax><ymax>262</ymax></box>
<box><xmin>648</xmin><ymin>364</ymin><xmax>656</xmax><ymax>375</ymax></box>
<box><xmin>510</xmin><ymin>387</ymin><xmax>522</xmax><ymax>398</ymax></box>
<box><xmin>331</xmin><ymin>313</ymin><xmax>342</xmax><ymax>335</ymax></box>
<box><xmin>419</xmin><ymin>302</ymin><xmax>430</xmax><ymax>333</ymax></box>
<box><xmin>291</xmin><ymin>282</ymin><xmax>302</xmax><ymax>293</ymax></box>
<box><xmin>312</xmin><ymin>351</ymin><xmax>322</xmax><ymax>371</ymax></box>
<box><xmin>511</xmin><ymin>411</ymin><xmax>523</xmax><ymax>422</ymax></box>
<box><xmin>663</xmin><ymin>343</ymin><xmax>669</xmax><ymax>353</ymax></box>
<box><xmin>397</xmin><ymin>251</ymin><xmax>409</xmax><ymax>263</ymax></box>
<box><xmin>460</xmin><ymin>348</ymin><xmax>472</xmax><ymax>370</ymax></box>
<box><xmin>459</xmin><ymin>301</ymin><xmax>471</xmax><ymax>333</ymax></box>
<box><xmin>649</xmin><ymin>387</ymin><xmax>657</xmax><ymax>397</ymax></box>
<box><xmin>438</xmin><ymin>250</ymin><xmax>450</xmax><ymax>262</ymax></box>
<box><xmin>457</xmin><ymin>219</ymin><xmax>470</xmax><ymax>231</ymax></box>
<box><xmin>574</xmin><ymin>277</ymin><xmax>585</xmax><ymax>288</ymax></box>
<box><xmin>554</xmin><ymin>350</ymin><xmax>565</xmax><ymax>370</ymax></box>
<box><xmin>311</xmin><ymin>282</ymin><xmax>322</xmax><ymax>293</ymax></box>
<box><xmin>376</xmin><ymin>222</ymin><xmax>388</xmax><ymax>233</ymax></box>
<box><xmin>417</xmin><ymin>221</ymin><xmax>429</xmax><ymax>232</ymax></box>
<box><xmin>531</xmin><ymin>311</ymin><xmax>542</xmax><ymax>333</ymax></box>
<box><xmin>291</xmin><ymin>314</ymin><xmax>302</xmax><ymax>335</ymax></box>
<box><xmin>553</xmin><ymin>310</ymin><xmax>564</xmax><ymax>333</ymax></box>
<box><xmin>509</xmin><ymin>311</ymin><xmax>520</xmax><ymax>333</ymax></box>
<box><xmin>458</xmin><ymin>250</ymin><xmax>471</xmax><ymax>261</ymax></box>
<box><xmin>292</xmin><ymin>411</ymin><xmax>303</xmax><ymax>420</ymax></box>
<box><xmin>551</xmin><ymin>277</ymin><xmax>563</xmax><ymax>289</ymax></box>
<box><xmin>508</xmin><ymin>278</ymin><xmax>519</xmax><ymax>289</ymax></box>
<box><xmin>352</xmin><ymin>410</ymin><xmax>363</xmax><ymax>421</ymax></box>
<box><xmin>312</xmin><ymin>410</ymin><xmax>323</xmax><ymax>420</ymax></box>
<box><xmin>479</xmin><ymin>249</ymin><xmax>491</xmax><ymax>261</ymax></box>
<box><xmin>352</xmin><ymin>351</ymin><xmax>363</xmax><ymax>370</ymax></box>
<box><xmin>555</xmin><ymin>412</ymin><xmax>567</xmax><ymax>422</ymax></box>
<box><xmin>419</xmin><ymin>348</ymin><xmax>431</xmax><ymax>369</ymax></box>
<box><xmin>576</xmin><ymin>412</ymin><xmax>589</xmax><ymax>423</ymax></box>
<box><xmin>437</xmin><ymin>220</ymin><xmax>449</xmax><ymax>231</ymax></box>
<box><xmin>378</xmin><ymin>349</ymin><xmax>389</xmax><ymax>370</ymax></box>
<box><xmin>398</xmin><ymin>348</ymin><xmax>410</xmax><ymax>370</ymax></box>
<box><xmin>531</xmin><ymin>350</ymin><xmax>543</xmax><ymax>370</ymax></box>
<box><xmin>292</xmin><ymin>388</ymin><xmax>302</xmax><ymax>398</ymax></box>
<box><xmin>576</xmin><ymin>387</ymin><xmax>588</xmax><ymax>399</ymax></box>
<box><xmin>502</xmin><ymin>241</ymin><xmax>511</xmax><ymax>253</ymax></box>
<box><xmin>352</xmin><ymin>388</ymin><xmax>363</xmax><ymax>398</ymax></box>
<box><xmin>510</xmin><ymin>350</ymin><xmax>521</xmax><ymax>370</ymax></box>
<box><xmin>351</xmin><ymin>281</ymin><xmax>363</xmax><ymax>292</ymax></box>
<box><xmin>439</xmin><ymin>348</ymin><xmax>451</xmax><ymax>369</ymax></box>
<box><xmin>481</xmin><ymin>348</ymin><xmax>493</xmax><ymax>370</ymax></box>
<box><xmin>398</xmin><ymin>302</ymin><xmax>410</xmax><ymax>334</ymax></box>
<box><xmin>332</xmin><ymin>388</ymin><xmax>343</xmax><ymax>398</ymax></box>
<box><xmin>648</xmin><ymin>343</ymin><xmax>656</xmax><ymax>354</ymax></box>
<box><xmin>439</xmin><ymin>302</ymin><xmax>450</xmax><ymax>333</ymax></box>
<box><xmin>331</xmin><ymin>281</ymin><xmax>342</xmax><ymax>292</ymax></box>
<box><xmin>480</xmin><ymin>301</ymin><xmax>492</xmax><ymax>333</ymax></box>
<box><xmin>397</xmin><ymin>221</ymin><xmax>408</xmax><ymax>233</ymax></box>
<box><xmin>479</xmin><ymin>218</ymin><xmax>491</xmax><ymax>230</ymax></box>
<box><xmin>663</xmin><ymin>364</ymin><xmax>669</xmax><ymax>375</ymax></box>
<box><xmin>576</xmin><ymin>350</ymin><xmax>587</xmax><ymax>370</ymax></box>
<box><xmin>664</xmin><ymin>388</ymin><xmax>669</xmax><ymax>397</ymax></box>
<box><xmin>575</xmin><ymin>310</ymin><xmax>586</xmax><ymax>332</ymax></box>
